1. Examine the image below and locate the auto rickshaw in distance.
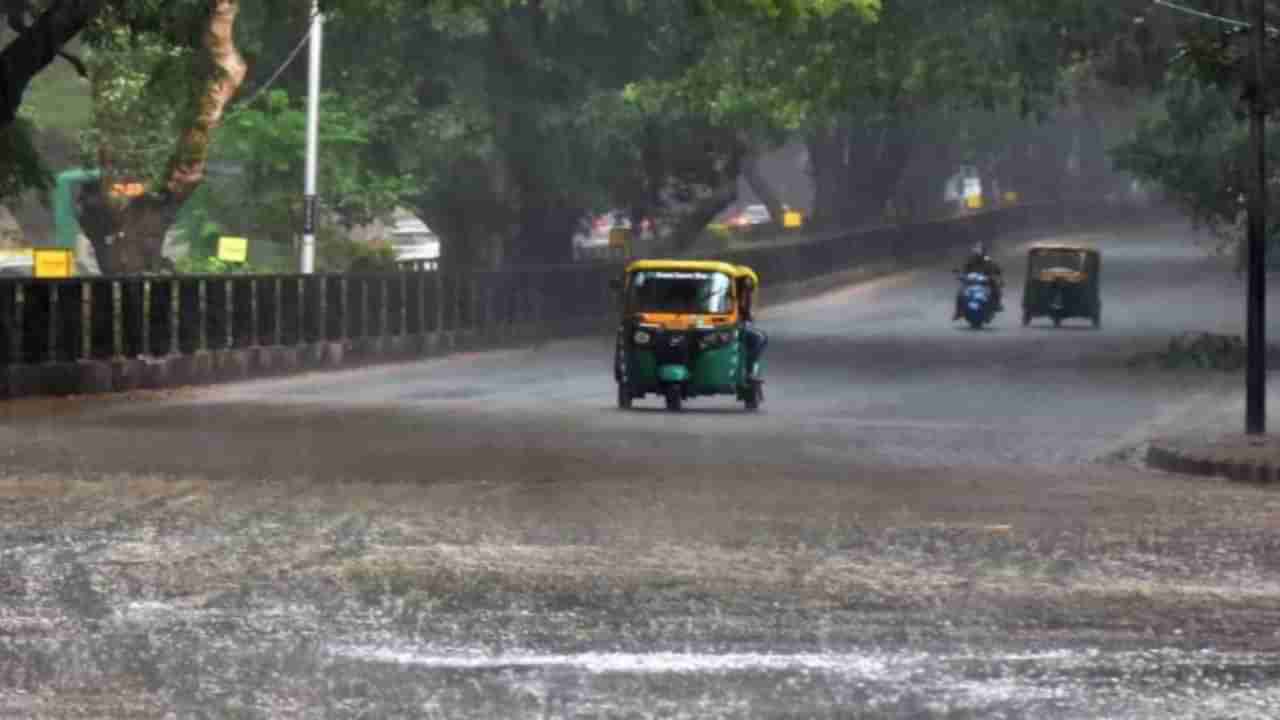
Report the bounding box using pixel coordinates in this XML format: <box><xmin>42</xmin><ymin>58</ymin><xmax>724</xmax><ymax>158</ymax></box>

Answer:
<box><xmin>612</xmin><ymin>260</ymin><xmax>764</xmax><ymax>412</ymax></box>
<box><xmin>1021</xmin><ymin>243</ymin><xmax>1102</xmax><ymax>328</ymax></box>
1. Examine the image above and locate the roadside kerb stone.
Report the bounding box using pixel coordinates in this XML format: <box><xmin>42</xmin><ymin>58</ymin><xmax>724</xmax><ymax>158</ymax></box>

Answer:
<box><xmin>212</xmin><ymin>350</ymin><xmax>251</xmax><ymax>382</ymax></box>
<box><xmin>168</xmin><ymin>351</ymin><xmax>214</xmax><ymax>386</ymax></box>
<box><xmin>1147</xmin><ymin>434</ymin><xmax>1280</xmax><ymax>486</ymax></box>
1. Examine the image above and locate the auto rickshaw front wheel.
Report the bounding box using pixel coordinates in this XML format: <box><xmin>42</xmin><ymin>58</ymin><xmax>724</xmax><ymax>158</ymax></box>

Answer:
<box><xmin>664</xmin><ymin>385</ymin><xmax>683</xmax><ymax>412</ymax></box>
<box><xmin>744</xmin><ymin>381</ymin><xmax>763</xmax><ymax>411</ymax></box>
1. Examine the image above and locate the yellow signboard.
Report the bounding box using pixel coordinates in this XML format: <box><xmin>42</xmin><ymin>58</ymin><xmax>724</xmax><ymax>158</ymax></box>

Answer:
<box><xmin>33</xmin><ymin>249</ymin><xmax>74</xmax><ymax>278</ymax></box>
<box><xmin>782</xmin><ymin>210</ymin><xmax>804</xmax><ymax>229</ymax></box>
<box><xmin>217</xmin><ymin>236</ymin><xmax>249</xmax><ymax>263</ymax></box>
<box><xmin>965</xmin><ymin>195</ymin><xmax>984</xmax><ymax>210</ymax></box>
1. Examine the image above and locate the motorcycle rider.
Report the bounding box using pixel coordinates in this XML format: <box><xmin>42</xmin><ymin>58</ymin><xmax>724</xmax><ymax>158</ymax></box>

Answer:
<box><xmin>954</xmin><ymin>241</ymin><xmax>1004</xmax><ymax>320</ymax></box>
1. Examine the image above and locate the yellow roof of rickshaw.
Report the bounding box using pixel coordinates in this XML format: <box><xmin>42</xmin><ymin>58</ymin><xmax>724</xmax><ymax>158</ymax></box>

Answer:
<box><xmin>625</xmin><ymin>259</ymin><xmax>759</xmax><ymax>285</ymax></box>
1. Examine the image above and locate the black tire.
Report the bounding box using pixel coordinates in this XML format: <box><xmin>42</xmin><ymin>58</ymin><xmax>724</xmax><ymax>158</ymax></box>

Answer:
<box><xmin>617</xmin><ymin>382</ymin><xmax>632</xmax><ymax>409</ymax></box>
<box><xmin>966</xmin><ymin>315</ymin><xmax>984</xmax><ymax>330</ymax></box>
<box><xmin>1052</xmin><ymin>315</ymin><xmax>1062</xmax><ymax>328</ymax></box>
<box><xmin>744</xmin><ymin>382</ymin><xmax>762</xmax><ymax>411</ymax></box>
<box><xmin>1022</xmin><ymin>311</ymin><xmax>1032</xmax><ymax>327</ymax></box>
<box><xmin>664</xmin><ymin>385</ymin><xmax>683</xmax><ymax>412</ymax></box>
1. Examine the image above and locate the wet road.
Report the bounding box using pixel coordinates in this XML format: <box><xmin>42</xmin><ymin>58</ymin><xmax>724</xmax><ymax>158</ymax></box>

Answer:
<box><xmin>10</xmin><ymin>219</ymin><xmax>1267</xmax><ymax>476</ymax></box>
<box><xmin>5</xmin><ymin>219</ymin><xmax>1280</xmax><ymax>718</ymax></box>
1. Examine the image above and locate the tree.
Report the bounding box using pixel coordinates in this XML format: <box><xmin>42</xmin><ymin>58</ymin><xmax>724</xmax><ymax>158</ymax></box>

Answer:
<box><xmin>0</xmin><ymin>0</ymin><xmax>105</xmax><ymax>132</ymax></box>
<box><xmin>75</xmin><ymin>0</ymin><xmax>245</xmax><ymax>273</ymax></box>
<box><xmin>1112</xmin><ymin>1</ymin><xmax>1280</xmax><ymax>261</ymax></box>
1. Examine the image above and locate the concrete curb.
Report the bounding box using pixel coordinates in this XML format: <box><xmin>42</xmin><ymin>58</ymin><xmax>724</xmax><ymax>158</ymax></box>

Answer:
<box><xmin>1146</xmin><ymin>438</ymin><xmax>1280</xmax><ymax>486</ymax></box>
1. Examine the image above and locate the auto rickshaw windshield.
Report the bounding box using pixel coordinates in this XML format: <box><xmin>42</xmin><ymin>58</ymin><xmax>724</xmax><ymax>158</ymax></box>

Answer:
<box><xmin>1030</xmin><ymin>249</ymin><xmax>1088</xmax><ymax>274</ymax></box>
<box><xmin>629</xmin><ymin>270</ymin><xmax>734</xmax><ymax>314</ymax></box>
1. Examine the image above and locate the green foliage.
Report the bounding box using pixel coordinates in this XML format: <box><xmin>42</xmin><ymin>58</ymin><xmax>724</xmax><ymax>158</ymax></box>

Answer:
<box><xmin>316</xmin><ymin>229</ymin><xmax>399</xmax><ymax>273</ymax></box>
<box><xmin>1112</xmin><ymin>79</ymin><xmax>1249</xmax><ymax>233</ymax></box>
<box><xmin>216</xmin><ymin>88</ymin><xmax>410</xmax><ymax>239</ymax></box>
<box><xmin>173</xmin><ymin>255</ymin><xmax>259</xmax><ymax>275</ymax></box>
<box><xmin>80</xmin><ymin>22</ymin><xmax>199</xmax><ymax>186</ymax></box>
<box><xmin>173</xmin><ymin>183</ymin><xmax>223</xmax><ymax>258</ymax></box>
<box><xmin>347</xmin><ymin>241</ymin><xmax>400</xmax><ymax>273</ymax></box>
<box><xmin>22</xmin><ymin>0</ymin><xmax>1155</xmax><ymax>266</ymax></box>
<box><xmin>1127</xmin><ymin>332</ymin><xmax>1268</xmax><ymax>372</ymax></box>
<box><xmin>1110</xmin><ymin>2</ymin><xmax>1280</xmax><ymax>247</ymax></box>
<box><xmin>306</xmin><ymin>222</ymin><xmax>400</xmax><ymax>274</ymax></box>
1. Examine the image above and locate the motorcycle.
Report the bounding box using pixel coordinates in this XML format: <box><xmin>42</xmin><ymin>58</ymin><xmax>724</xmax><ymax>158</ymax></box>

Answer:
<box><xmin>955</xmin><ymin>271</ymin><xmax>997</xmax><ymax>329</ymax></box>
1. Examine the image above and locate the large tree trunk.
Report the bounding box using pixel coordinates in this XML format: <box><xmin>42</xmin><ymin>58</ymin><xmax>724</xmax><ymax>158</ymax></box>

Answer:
<box><xmin>846</xmin><ymin>122</ymin><xmax>915</xmax><ymax>228</ymax></box>
<box><xmin>806</xmin><ymin>127</ymin><xmax>846</xmax><ymax>229</ymax></box>
<box><xmin>0</xmin><ymin>0</ymin><xmax>104</xmax><ymax>131</ymax></box>
<box><xmin>666</xmin><ymin>179</ymin><xmax>738</xmax><ymax>254</ymax></box>
<box><xmin>808</xmin><ymin>117</ymin><xmax>916</xmax><ymax>231</ymax></box>
<box><xmin>511</xmin><ymin>201</ymin><xmax>579</xmax><ymax>266</ymax></box>
<box><xmin>90</xmin><ymin>0</ymin><xmax>247</xmax><ymax>274</ymax></box>
<box><xmin>896</xmin><ymin>137</ymin><xmax>957</xmax><ymax>222</ymax></box>
<box><xmin>742</xmin><ymin>145</ymin><xmax>785</xmax><ymax>227</ymax></box>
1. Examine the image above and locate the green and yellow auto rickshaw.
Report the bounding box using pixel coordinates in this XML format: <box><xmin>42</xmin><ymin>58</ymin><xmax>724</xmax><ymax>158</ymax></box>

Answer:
<box><xmin>613</xmin><ymin>260</ymin><xmax>764</xmax><ymax>412</ymax></box>
<box><xmin>1021</xmin><ymin>243</ymin><xmax>1102</xmax><ymax>328</ymax></box>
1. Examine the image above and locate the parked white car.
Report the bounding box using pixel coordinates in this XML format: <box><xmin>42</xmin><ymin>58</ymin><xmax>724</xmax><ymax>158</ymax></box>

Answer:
<box><xmin>391</xmin><ymin>217</ymin><xmax>440</xmax><ymax>268</ymax></box>
<box><xmin>729</xmin><ymin>204</ymin><xmax>772</xmax><ymax>227</ymax></box>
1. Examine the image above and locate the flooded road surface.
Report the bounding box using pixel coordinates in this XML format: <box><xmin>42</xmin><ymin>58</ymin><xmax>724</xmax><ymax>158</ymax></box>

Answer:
<box><xmin>325</xmin><ymin>645</ymin><xmax>1280</xmax><ymax>719</ymax></box>
<box><xmin>4</xmin><ymin>219</ymin><xmax>1280</xmax><ymax>718</ymax></box>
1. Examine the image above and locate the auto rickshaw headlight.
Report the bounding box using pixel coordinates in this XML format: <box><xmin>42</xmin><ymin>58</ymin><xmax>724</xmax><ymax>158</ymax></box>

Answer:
<box><xmin>633</xmin><ymin>329</ymin><xmax>652</xmax><ymax>345</ymax></box>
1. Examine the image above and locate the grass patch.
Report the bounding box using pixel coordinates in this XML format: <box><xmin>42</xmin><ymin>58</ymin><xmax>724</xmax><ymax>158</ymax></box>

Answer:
<box><xmin>1128</xmin><ymin>332</ymin><xmax>1280</xmax><ymax>371</ymax></box>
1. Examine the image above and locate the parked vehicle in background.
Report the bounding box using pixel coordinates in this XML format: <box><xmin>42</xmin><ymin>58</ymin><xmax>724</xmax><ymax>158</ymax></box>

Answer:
<box><xmin>574</xmin><ymin>210</ymin><xmax>655</xmax><ymax>261</ymax></box>
<box><xmin>0</xmin><ymin>250</ymin><xmax>33</xmax><ymax>277</ymax></box>
<box><xmin>728</xmin><ymin>204</ymin><xmax>772</xmax><ymax>228</ymax></box>
<box><xmin>391</xmin><ymin>216</ymin><xmax>439</xmax><ymax>270</ymax></box>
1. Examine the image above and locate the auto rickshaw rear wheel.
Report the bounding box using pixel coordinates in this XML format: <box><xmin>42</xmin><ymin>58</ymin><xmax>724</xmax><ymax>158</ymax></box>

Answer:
<box><xmin>617</xmin><ymin>382</ymin><xmax>632</xmax><ymax>409</ymax></box>
<box><xmin>1092</xmin><ymin>312</ymin><xmax>1101</xmax><ymax>329</ymax></box>
<box><xmin>1022</xmin><ymin>311</ymin><xmax>1032</xmax><ymax>327</ymax></box>
<box><xmin>664</xmin><ymin>385</ymin><xmax>683</xmax><ymax>412</ymax></box>
<box><xmin>1052</xmin><ymin>315</ymin><xmax>1063</xmax><ymax>328</ymax></box>
<box><xmin>744</xmin><ymin>381</ymin><xmax>763</xmax><ymax>411</ymax></box>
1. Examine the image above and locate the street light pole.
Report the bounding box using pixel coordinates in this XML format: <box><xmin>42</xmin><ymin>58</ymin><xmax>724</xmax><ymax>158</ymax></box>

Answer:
<box><xmin>301</xmin><ymin>0</ymin><xmax>323</xmax><ymax>274</ymax></box>
<box><xmin>1246</xmin><ymin>0</ymin><xmax>1267</xmax><ymax>434</ymax></box>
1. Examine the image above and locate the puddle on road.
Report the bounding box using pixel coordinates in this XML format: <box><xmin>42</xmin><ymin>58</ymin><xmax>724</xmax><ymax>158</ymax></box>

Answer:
<box><xmin>328</xmin><ymin>644</ymin><xmax>1280</xmax><ymax>718</ymax></box>
<box><xmin>332</xmin><ymin>646</ymin><xmax>909</xmax><ymax>674</ymax></box>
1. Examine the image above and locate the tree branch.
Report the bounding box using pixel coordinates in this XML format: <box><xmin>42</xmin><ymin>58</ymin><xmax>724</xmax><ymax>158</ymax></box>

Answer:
<box><xmin>0</xmin><ymin>0</ymin><xmax>104</xmax><ymax>130</ymax></box>
<box><xmin>163</xmin><ymin>0</ymin><xmax>247</xmax><ymax>201</ymax></box>
<box><xmin>58</xmin><ymin>49</ymin><xmax>88</xmax><ymax>77</ymax></box>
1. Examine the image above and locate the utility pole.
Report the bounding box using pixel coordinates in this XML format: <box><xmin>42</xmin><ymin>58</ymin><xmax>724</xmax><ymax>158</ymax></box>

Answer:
<box><xmin>1247</xmin><ymin>0</ymin><xmax>1268</xmax><ymax>434</ymax></box>
<box><xmin>301</xmin><ymin>0</ymin><xmax>323</xmax><ymax>274</ymax></box>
